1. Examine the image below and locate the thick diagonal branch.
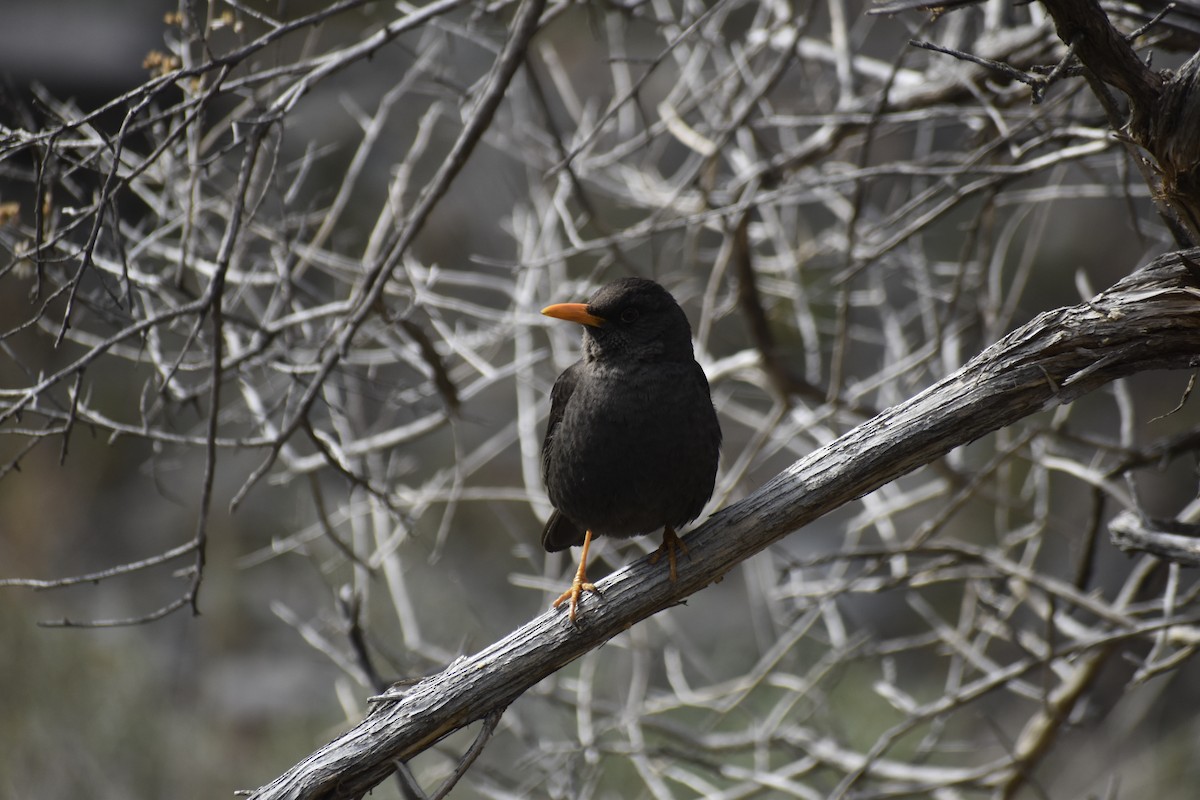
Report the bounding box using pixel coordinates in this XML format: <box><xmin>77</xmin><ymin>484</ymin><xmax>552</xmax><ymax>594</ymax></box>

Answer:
<box><xmin>248</xmin><ymin>250</ymin><xmax>1200</xmax><ymax>800</ymax></box>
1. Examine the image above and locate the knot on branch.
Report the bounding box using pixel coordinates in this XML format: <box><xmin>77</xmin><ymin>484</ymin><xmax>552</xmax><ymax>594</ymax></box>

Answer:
<box><xmin>1149</xmin><ymin>51</ymin><xmax>1200</xmax><ymax>237</ymax></box>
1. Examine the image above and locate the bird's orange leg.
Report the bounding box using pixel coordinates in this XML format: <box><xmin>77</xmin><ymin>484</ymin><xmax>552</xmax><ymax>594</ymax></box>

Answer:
<box><xmin>648</xmin><ymin>526</ymin><xmax>689</xmax><ymax>583</ymax></box>
<box><xmin>552</xmin><ymin>528</ymin><xmax>599</xmax><ymax>623</ymax></box>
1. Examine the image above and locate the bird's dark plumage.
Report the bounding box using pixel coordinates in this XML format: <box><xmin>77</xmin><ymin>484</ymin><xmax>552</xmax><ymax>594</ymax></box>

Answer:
<box><xmin>540</xmin><ymin>277</ymin><xmax>722</xmax><ymax>620</ymax></box>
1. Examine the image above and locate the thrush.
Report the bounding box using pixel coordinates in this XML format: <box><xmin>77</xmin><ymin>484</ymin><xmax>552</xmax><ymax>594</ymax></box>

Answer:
<box><xmin>540</xmin><ymin>277</ymin><xmax>722</xmax><ymax>622</ymax></box>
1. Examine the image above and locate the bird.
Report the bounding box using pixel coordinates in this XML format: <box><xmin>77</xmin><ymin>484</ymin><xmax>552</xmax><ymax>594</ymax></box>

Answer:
<box><xmin>540</xmin><ymin>277</ymin><xmax>722</xmax><ymax>622</ymax></box>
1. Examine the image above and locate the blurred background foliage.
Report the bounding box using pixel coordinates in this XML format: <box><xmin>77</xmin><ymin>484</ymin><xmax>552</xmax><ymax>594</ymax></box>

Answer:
<box><xmin>2</xmin><ymin>0</ymin><xmax>1200</xmax><ymax>798</ymax></box>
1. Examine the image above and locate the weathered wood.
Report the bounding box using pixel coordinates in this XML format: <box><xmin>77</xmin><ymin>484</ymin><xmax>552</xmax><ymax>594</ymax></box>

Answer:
<box><xmin>247</xmin><ymin>253</ymin><xmax>1200</xmax><ymax>799</ymax></box>
<box><xmin>1037</xmin><ymin>0</ymin><xmax>1200</xmax><ymax>240</ymax></box>
<box><xmin>1038</xmin><ymin>0</ymin><xmax>1162</xmax><ymax>115</ymax></box>
<box><xmin>1154</xmin><ymin>51</ymin><xmax>1200</xmax><ymax>237</ymax></box>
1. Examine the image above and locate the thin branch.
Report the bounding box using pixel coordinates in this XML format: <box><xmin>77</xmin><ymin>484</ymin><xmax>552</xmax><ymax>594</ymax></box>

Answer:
<box><xmin>428</xmin><ymin>710</ymin><xmax>505</xmax><ymax>800</ymax></box>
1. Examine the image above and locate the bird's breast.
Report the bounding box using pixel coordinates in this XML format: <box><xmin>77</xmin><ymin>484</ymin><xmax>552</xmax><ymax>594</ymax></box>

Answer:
<box><xmin>545</xmin><ymin>360</ymin><xmax>719</xmax><ymax>538</ymax></box>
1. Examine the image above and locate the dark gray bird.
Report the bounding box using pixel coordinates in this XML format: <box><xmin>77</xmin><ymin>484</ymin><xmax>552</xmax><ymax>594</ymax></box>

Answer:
<box><xmin>540</xmin><ymin>277</ymin><xmax>722</xmax><ymax>622</ymax></box>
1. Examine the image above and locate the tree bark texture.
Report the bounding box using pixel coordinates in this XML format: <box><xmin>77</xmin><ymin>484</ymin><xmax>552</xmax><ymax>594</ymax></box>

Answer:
<box><xmin>247</xmin><ymin>251</ymin><xmax>1200</xmax><ymax>799</ymax></box>
<box><xmin>1038</xmin><ymin>0</ymin><xmax>1200</xmax><ymax>240</ymax></box>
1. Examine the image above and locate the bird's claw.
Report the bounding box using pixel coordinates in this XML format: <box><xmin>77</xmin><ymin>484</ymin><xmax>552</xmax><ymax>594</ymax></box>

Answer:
<box><xmin>648</xmin><ymin>527</ymin><xmax>689</xmax><ymax>583</ymax></box>
<box><xmin>552</xmin><ymin>579</ymin><xmax>599</xmax><ymax>624</ymax></box>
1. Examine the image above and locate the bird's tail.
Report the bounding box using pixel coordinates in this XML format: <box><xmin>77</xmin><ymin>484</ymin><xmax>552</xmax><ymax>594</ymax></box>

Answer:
<box><xmin>541</xmin><ymin>510</ymin><xmax>586</xmax><ymax>551</ymax></box>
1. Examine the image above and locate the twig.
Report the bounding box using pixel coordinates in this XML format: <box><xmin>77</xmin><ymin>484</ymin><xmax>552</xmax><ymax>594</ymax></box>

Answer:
<box><xmin>428</xmin><ymin>710</ymin><xmax>505</xmax><ymax>800</ymax></box>
<box><xmin>909</xmin><ymin>39</ymin><xmax>1043</xmax><ymax>90</ymax></box>
<box><xmin>0</xmin><ymin>539</ymin><xmax>198</xmax><ymax>590</ymax></box>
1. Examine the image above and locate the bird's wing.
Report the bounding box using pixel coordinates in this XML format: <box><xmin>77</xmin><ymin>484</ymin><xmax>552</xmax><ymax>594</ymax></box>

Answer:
<box><xmin>541</xmin><ymin>361</ymin><xmax>586</xmax><ymax>551</ymax></box>
<box><xmin>541</xmin><ymin>360</ymin><xmax>581</xmax><ymax>483</ymax></box>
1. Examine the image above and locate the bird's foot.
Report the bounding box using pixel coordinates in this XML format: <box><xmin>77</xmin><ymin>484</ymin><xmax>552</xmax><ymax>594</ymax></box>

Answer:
<box><xmin>553</xmin><ymin>528</ymin><xmax>599</xmax><ymax>624</ymax></box>
<box><xmin>648</xmin><ymin>526</ymin><xmax>689</xmax><ymax>583</ymax></box>
<box><xmin>552</xmin><ymin>576</ymin><xmax>599</xmax><ymax>624</ymax></box>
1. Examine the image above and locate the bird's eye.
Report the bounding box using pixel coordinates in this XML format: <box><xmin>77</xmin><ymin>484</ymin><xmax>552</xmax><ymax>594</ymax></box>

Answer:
<box><xmin>620</xmin><ymin>308</ymin><xmax>640</xmax><ymax>323</ymax></box>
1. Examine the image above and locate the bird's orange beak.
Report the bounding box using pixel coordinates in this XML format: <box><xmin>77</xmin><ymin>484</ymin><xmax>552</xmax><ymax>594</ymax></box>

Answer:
<box><xmin>541</xmin><ymin>302</ymin><xmax>605</xmax><ymax>328</ymax></box>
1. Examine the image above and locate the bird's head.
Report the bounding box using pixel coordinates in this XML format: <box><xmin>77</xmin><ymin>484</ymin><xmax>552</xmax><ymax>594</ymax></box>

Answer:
<box><xmin>542</xmin><ymin>277</ymin><xmax>696</xmax><ymax>363</ymax></box>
